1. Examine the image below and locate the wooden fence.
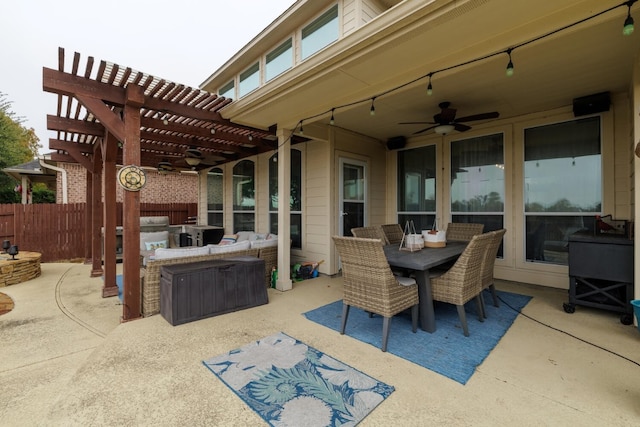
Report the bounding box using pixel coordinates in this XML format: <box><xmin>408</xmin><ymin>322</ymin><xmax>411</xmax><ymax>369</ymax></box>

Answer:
<box><xmin>0</xmin><ymin>203</ymin><xmax>197</xmax><ymax>262</ymax></box>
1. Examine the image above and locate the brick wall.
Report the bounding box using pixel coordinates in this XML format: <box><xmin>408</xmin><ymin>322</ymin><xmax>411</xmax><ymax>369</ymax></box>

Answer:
<box><xmin>57</xmin><ymin>163</ymin><xmax>198</xmax><ymax>204</ymax></box>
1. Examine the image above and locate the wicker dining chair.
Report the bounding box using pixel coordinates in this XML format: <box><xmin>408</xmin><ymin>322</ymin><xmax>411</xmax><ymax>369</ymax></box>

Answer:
<box><xmin>480</xmin><ymin>229</ymin><xmax>507</xmax><ymax>314</ymax></box>
<box><xmin>381</xmin><ymin>224</ymin><xmax>404</xmax><ymax>245</ymax></box>
<box><xmin>430</xmin><ymin>231</ymin><xmax>493</xmax><ymax>336</ymax></box>
<box><xmin>445</xmin><ymin>222</ymin><xmax>485</xmax><ymax>242</ymax></box>
<box><xmin>351</xmin><ymin>226</ymin><xmax>388</xmax><ymax>244</ymax></box>
<box><xmin>332</xmin><ymin>236</ymin><xmax>419</xmax><ymax>352</ymax></box>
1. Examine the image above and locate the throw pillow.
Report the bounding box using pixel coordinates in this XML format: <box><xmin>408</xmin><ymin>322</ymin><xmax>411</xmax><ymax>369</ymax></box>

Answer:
<box><xmin>219</xmin><ymin>234</ymin><xmax>238</xmax><ymax>245</ymax></box>
<box><xmin>140</xmin><ymin>231</ymin><xmax>169</xmax><ymax>251</ymax></box>
<box><xmin>235</xmin><ymin>231</ymin><xmax>254</xmax><ymax>242</ymax></box>
<box><xmin>144</xmin><ymin>240</ymin><xmax>168</xmax><ymax>250</ymax></box>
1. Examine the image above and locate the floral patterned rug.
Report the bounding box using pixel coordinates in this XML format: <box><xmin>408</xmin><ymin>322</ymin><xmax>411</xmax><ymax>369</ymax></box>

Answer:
<box><xmin>203</xmin><ymin>332</ymin><xmax>394</xmax><ymax>426</ymax></box>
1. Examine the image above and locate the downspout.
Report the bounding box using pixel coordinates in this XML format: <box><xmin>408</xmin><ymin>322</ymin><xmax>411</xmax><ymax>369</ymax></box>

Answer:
<box><xmin>38</xmin><ymin>156</ymin><xmax>68</xmax><ymax>204</ymax></box>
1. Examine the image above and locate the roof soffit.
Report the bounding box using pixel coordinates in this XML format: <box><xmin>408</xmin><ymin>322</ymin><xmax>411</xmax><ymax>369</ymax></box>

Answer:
<box><xmin>215</xmin><ymin>0</ymin><xmax>636</xmax><ymax>139</ymax></box>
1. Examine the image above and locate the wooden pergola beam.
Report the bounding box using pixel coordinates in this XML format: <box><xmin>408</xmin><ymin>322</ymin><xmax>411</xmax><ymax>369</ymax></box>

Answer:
<box><xmin>44</xmin><ymin>67</ymin><xmax>226</xmax><ymax>123</ymax></box>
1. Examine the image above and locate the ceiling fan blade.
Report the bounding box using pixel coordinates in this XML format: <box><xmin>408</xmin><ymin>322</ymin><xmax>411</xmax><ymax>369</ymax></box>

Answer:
<box><xmin>455</xmin><ymin>112</ymin><xmax>499</xmax><ymax>122</ymax></box>
<box><xmin>414</xmin><ymin>125</ymin><xmax>438</xmax><ymax>134</ymax></box>
<box><xmin>454</xmin><ymin>123</ymin><xmax>472</xmax><ymax>132</ymax></box>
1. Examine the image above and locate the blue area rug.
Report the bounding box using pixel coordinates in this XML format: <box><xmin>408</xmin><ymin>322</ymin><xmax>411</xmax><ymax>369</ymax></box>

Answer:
<box><xmin>304</xmin><ymin>290</ymin><xmax>531</xmax><ymax>385</ymax></box>
<box><xmin>203</xmin><ymin>332</ymin><xmax>394</xmax><ymax>426</ymax></box>
<box><xmin>115</xmin><ymin>275</ymin><xmax>122</xmax><ymax>301</ymax></box>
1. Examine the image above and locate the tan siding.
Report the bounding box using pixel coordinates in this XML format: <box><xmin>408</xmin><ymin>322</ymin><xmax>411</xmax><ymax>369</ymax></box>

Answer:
<box><xmin>343</xmin><ymin>0</ymin><xmax>357</xmax><ymax>35</ymax></box>
<box><xmin>303</xmin><ymin>139</ymin><xmax>332</xmax><ymax>273</ymax></box>
<box><xmin>612</xmin><ymin>93</ymin><xmax>632</xmax><ymax>220</ymax></box>
<box><xmin>362</xmin><ymin>0</ymin><xmax>386</xmax><ymax>23</ymax></box>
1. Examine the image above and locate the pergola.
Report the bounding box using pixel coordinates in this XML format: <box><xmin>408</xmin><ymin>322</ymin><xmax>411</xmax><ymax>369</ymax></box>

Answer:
<box><xmin>42</xmin><ymin>47</ymin><xmax>294</xmax><ymax>320</ymax></box>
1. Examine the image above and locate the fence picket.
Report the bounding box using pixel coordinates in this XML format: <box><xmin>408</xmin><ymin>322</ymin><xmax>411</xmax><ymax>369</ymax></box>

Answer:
<box><xmin>0</xmin><ymin>203</ymin><xmax>196</xmax><ymax>262</ymax></box>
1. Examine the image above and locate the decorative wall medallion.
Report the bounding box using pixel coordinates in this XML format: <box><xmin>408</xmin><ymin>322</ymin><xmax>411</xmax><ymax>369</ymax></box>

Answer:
<box><xmin>118</xmin><ymin>165</ymin><xmax>147</xmax><ymax>191</ymax></box>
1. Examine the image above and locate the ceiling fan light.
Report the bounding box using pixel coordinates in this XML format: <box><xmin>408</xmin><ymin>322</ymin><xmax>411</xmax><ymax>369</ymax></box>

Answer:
<box><xmin>158</xmin><ymin>160</ymin><xmax>172</xmax><ymax>170</ymax></box>
<box><xmin>185</xmin><ymin>157</ymin><xmax>201</xmax><ymax>166</ymax></box>
<box><xmin>434</xmin><ymin>124</ymin><xmax>455</xmax><ymax>135</ymax></box>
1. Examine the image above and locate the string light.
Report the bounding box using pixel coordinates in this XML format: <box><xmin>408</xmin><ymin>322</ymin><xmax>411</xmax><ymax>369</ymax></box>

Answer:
<box><xmin>505</xmin><ymin>48</ymin><xmax>514</xmax><ymax>77</ymax></box>
<box><xmin>330</xmin><ymin>108</ymin><xmax>335</xmax><ymax>125</ymax></box>
<box><xmin>299</xmin><ymin>121</ymin><xmax>304</xmax><ymax>135</ymax></box>
<box><xmin>288</xmin><ymin>1</ymin><xmax>632</xmax><ymax>138</ymax></box>
<box><xmin>623</xmin><ymin>0</ymin><xmax>636</xmax><ymax>35</ymax></box>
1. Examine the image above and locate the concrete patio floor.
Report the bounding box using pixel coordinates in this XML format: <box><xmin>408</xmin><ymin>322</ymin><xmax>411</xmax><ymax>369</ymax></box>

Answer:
<box><xmin>1</xmin><ymin>262</ymin><xmax>639</xmax><ymax>426</ymax></box>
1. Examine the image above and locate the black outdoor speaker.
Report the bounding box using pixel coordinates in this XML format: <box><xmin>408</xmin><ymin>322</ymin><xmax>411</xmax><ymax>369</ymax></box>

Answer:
<box><xmin>573</xmin><ymin>92</ymin><xmax>610</xmax><ymax>117</ymax></box>
<box><xmin>386</xmin><ymin>136</ymin><xmax>406</xmax><ymax>150</ymax></box>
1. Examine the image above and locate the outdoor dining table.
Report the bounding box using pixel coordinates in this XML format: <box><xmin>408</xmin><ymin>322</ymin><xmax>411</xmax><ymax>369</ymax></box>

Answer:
<box><xmin>383</xmin><ymin>241</ymin><xmax>467</xmax><ymax>333</ymax></box>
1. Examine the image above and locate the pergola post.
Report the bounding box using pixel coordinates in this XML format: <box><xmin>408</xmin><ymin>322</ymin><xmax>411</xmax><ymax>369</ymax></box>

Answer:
<box><xmin>84</xmin><ymin>170</ymin><xmax>92</xmax><ymax>264</ymax></box>
<box><xmin>102</xmin><ymin>133</ymin><xmax>119</xmax><ymax>298</ymax></box>
<box><xmin>121</xmin><ymin>85</ymin><xmax>144</xmax><ymax>321</ymax></box>
<box><xmin>90</xmin><ymin>149</ymin><xmax>103</xmax><ymax>278</ymax></box>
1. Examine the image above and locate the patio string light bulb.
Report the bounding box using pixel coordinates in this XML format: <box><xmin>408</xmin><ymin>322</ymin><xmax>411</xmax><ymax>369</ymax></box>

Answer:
<box><xmin>623</xmin><ymin>7</ymin><xmax>634</xmax><ymax>35</ymax></box>
<box><xmin>370</xmin><ymin>98</ymin><xmax>376</xmax><ymax>116</ymax></box>
<box><xmin>506</xmin><ymin>49</ymin><xmax>514</xmax><ymax>77</ymax></box>
<box><xmin>427</xmin><ymin>73</ymin><xmax>433</xmax><ymax>96</ymax></box>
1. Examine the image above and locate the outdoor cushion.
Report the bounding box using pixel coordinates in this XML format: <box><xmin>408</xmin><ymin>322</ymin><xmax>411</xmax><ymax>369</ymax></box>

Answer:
<box><xmin>250</xmin><ymin>239</ymin><xmax>278</xmax><ymax>249</ymax></box>
<box><xmin>208</xmin><ymin>240</ymin><xmax>251</xmax><ymax>254</ymax></box>
<box><xmin>154</xmin><ymin>246</ymin><xmax>209</xmax><ymax>260</ymax></box>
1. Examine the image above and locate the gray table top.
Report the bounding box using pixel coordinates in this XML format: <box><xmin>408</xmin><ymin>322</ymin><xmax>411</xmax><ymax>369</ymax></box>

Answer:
<box><xmin>383</xmin><ymin>241</ymin><xmax>467</xmax><ymax>271</ymax></box>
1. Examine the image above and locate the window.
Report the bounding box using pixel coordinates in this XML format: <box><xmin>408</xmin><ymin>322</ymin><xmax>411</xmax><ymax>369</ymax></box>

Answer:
<box><xmin>301</xmin><ymin>5</ymin><xmax>339</xmax><ymax>60</ymax></box>
<box><xmin>269</xmin><ymin>150</ymin><xmax>302</xmax><ymax>248</ymax></box>
<box><xmin>524</xmin><ymin>117</ymin><xmax>601</xmax><ymax>265</ymax></box>
<box><xmin>238</xmin><ymin>63</ymin><xmax>260</xmax><ymax>98</ymax></box>
<box><xmin>397</xmin><ymin>145</ymin><xmax>436</xmax><ymax>231</ymax></box>
<box><xmin>266</xmin><ymin>39</ymin><xmax>293</xmax><ymax>81</ymax></box>
<box><xmin>219</xmin><ymin>80</ymin><xmax>234</xmax><ymax>100</ymax></box>
<box><xmin>206</xmin><ymin>168</ymin><xmax>223</xmax><ymax>227</ymax></box>
<box><xmin>450</xmin><ymin>134</ymin><xmax>505</xmax><ymax>253</ymax></box>
<box><xmin>233</xmin><ymin>160</ymin><xmax>255</xmax><ymax>231</ymax></box>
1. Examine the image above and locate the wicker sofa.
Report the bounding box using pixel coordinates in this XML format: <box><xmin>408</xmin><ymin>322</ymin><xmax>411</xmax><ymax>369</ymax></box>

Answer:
<box><xmin>140</xmin><ymin>243</ymin><xmax>278</xmax><ymax>317</ymax></box>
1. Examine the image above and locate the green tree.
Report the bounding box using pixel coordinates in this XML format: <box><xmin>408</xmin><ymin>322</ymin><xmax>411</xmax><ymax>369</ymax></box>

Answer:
<box><xmin>0</xmin><ymin>92</ymin><xmax>41</xmax><ymax>196</ymax></box>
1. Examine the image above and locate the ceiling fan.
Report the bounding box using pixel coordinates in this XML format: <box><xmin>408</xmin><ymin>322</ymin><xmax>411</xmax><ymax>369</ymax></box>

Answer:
<box><xmin>400</xmin><ymin>102</ymin><xmax>499</xmax><ymax>135</ymax></box>
<box><xmin>157</xmin><ymin>147</ymin><xmax>228</xmax><ymax>172</ymax></box>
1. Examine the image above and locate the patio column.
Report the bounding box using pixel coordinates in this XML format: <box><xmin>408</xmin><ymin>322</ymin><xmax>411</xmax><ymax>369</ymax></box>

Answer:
<box><xmin>121</xmin><ymin>85</ymin><xmax>144</xmax><ymax>321</ymax></box>
<box><xmin>90</xmin><ymin>149</ymin><xmax>103</xmax><ymax>277</ymax></box>
<box><xmin>101</xmin><ymin>133</ymin><xmax>118</xmax><ymax>298</ymax></box>
<box><xmin>276</xmin><ymin>128</ymin><xmax>292</xmax><ymax>291</ymax></box>
<box><xmin>20</xmin><ymin>176</ymin><xmax>29</xmax><ymax>204</ymax></box>
<box><xmin>84</xmin><ymin>171</ymin><xmax>92</xmax><ymax>264</ymax></box>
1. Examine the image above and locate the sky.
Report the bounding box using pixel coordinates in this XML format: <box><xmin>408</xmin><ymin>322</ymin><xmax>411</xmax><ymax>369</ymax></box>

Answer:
<box><xmin>2</xmin><ymin>0</ymin><xmax>296</xmax><ymax>155</ymax></box>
